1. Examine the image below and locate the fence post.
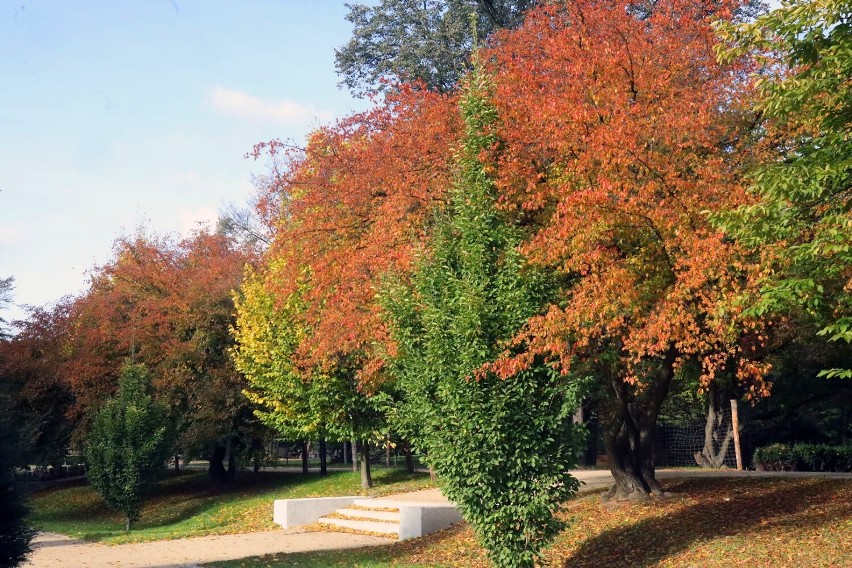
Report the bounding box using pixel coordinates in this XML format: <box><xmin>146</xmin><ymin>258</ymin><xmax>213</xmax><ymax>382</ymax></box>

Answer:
<box><xmin>730</xmin><ymin>399</ymin><xmax>743</xmax><ymax>471</ymax></box>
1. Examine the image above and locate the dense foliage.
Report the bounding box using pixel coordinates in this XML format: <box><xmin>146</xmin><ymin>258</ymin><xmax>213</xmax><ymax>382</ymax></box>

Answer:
<box><xmin>715</xmin><ymin>0</ymin><xmax>852</xmax><ymax>379</ymax></box>
<box><xmin>85</xmin><ymin>363</ymin><xmax>171</xmax><ymax>531</ymax></box>
<box><xmin>753</xmin><ymin>442</ymin><xmax>852</xmax><ymax>472</ymax></box>
<box><xmin>383</xmin><ymin>62</ymin><xmax>582</xmax><ymax>568</ymax></box>
<box><xmin>336</xmin><ymin>0</ymin><xmax>534</xmax><ymax>95</ymax></box>
<box><xmin>0</xmin><ymin>396</ymin><xmax>35</xmax><ymax>567</ymax></box>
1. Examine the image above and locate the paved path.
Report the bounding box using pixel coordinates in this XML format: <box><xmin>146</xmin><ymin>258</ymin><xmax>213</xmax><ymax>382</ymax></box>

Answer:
<box><xmin>25</xmin><ymin>469</ymin><xmax>852</xmax><ymax>567</ymax></box>
<box><xmin>25</xmin><ymin>530</ymin><xmax>392</xmax><ymax>568</ymax></box>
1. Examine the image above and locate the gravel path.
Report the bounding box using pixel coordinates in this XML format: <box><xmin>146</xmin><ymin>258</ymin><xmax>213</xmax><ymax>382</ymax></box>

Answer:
<box><xmin>24</xmin><ymin>469</ymin><xmax>852</xmax><ymax>567</ymax></box>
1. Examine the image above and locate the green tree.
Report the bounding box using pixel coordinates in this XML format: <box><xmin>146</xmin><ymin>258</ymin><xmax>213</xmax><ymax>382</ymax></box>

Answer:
<box><xmin>715</xmin><ymin>0</ymin><xmax>852</xmax><ymax>378</ymax></box>
<box><xmin>84</xmin><ymin>363</ymin><xmax>171</xmax><ymax>531</ymax></box>
<box><xmin>336</xmin><ymin>0</ymin><xmax>534</xmax><ymax>95</ymax></box>
<box><xmin>0</xmin><ymin>384</ymin><xmax>35</xmax><ymax>567</ymax></box>
<box><xmin>382</xmin><ymin>60</ymin><xmax>583</xmax><ymax>568</ymax></box>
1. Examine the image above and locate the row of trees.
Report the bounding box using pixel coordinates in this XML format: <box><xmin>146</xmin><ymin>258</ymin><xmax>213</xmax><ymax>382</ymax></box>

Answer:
<box><xmin>236</xmin><ymin>0</ymin><xmax>850</xmax><ymax>565</ymax></box>
<box><xmin>1</xmin><ymin>1</ymin><xmax>849</xmax><ymax>566</ymax></box>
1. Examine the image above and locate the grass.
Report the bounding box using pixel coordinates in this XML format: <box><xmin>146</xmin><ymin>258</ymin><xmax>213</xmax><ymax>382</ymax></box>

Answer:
<box><xmin>207</xmin><ymin>477</ymin><xmax>852</xmax><ymax>568</ymax></box>
<box><xmin>27</xmin><ymin>467</ymin><xmax>432</xmax><ymax>545</ymax></box>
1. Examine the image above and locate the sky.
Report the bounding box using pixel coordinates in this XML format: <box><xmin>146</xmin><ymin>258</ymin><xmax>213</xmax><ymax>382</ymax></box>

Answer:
<box><xmin>0</xmin><ymin>1</ymin><xmax>370</xmax><ymax>322</ymax></box>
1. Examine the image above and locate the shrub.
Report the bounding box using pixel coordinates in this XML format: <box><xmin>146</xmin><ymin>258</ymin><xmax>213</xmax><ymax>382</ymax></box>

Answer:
<box><xmin>753</xmin><ymin>443</ymin><xmax>796</xmax><ymax>471</ymax></box>
<box><xmin>753</xmin><ymin>443</ymin><xmax>852</xmax><ymax>472</ymax></box>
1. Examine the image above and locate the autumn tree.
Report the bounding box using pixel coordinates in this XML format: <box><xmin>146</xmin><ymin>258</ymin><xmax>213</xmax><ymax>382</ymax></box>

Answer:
<box><xmin>382</xmin><ymin>61</ymin><xmax>583</xmax><ymax>567</ymax></box>
<box><xmin>232</xmin><ymin>266</ymin><xmax>386</xmax><ymax>488</ymax></box>
<box><xmin>0</xmin><ymin>303</ymin><xmax>75</xmax><ymax>468</ymax></box>
<box><xmin>336</xmin><ymin>0</ymin><xmax>535</xmax><ymax>95</ymax></box>
<box><xmin>715</xmin><ymin>0</ymin><xmax>852</xmax><ymax>379</ymax></box>
<box><xmin>476</xmin><ymin>0</ymin><xmax>767</xmax><ymax>499</ymax></box>
<box><xmin>67</xmin><ymin>228</ymin><xmax>260</xmax><ymax>482</ymax></box>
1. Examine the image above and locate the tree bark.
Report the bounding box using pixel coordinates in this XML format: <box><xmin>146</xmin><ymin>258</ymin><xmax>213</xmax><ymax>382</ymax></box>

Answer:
<box><xmin>694</xmin><ymin>385</ymin><xmax>734</xmax><ymax>469</ymax></box>
<box><xmin>174</xmin><ymin>453</ymin><xmax>180</xmax><ymax>473</ymax></box>
<box><xmin>360</xmin><ymin>440</ymin><xmax>373</xmax><ymax>489</ymax></box>
<box><xmin>351</xmin><ymin>438</ymin><xmax>358</xmax><ymax>472</ymax></box>
<box><xmin>319</xmin><ymin>438</ymin><xmax>328</xmax><ymax>476</ymax></box>
<box><xmin>301</xmin><ymin>441</ymin><xmax>309</xmax><ymax>474</ymax></box>
<box><xmin>602</xmin><ymin>346</ymin><xmax>677</xmax><ymax>501</ymax></box>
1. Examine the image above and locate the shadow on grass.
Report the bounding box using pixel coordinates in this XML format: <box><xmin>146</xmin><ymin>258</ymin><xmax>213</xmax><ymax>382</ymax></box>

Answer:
<box><xmin>562</xmin><ymin>478</ymin><xmax>847</xmax><ymax>568</ymax></box>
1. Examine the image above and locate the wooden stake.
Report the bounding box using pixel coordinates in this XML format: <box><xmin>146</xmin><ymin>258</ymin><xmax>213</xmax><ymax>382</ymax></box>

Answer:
<box><xmin>730</xmin><ymin>399</ymin><xmax>743</xmax><ymax>471</ymax></box>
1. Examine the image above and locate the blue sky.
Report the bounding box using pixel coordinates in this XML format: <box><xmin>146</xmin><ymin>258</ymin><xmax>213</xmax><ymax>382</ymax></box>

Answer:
<box><xmin>0</xmin><ymin>1</ymin><xmax>369</xmax><ymax>321</ymax></box>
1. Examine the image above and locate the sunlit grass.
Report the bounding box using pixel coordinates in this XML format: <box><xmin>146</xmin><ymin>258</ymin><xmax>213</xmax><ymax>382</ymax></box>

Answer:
<box><xmin>28</xmin><ymin>467</ymin><xmax>432</xmax><ymax>544</ymax></box>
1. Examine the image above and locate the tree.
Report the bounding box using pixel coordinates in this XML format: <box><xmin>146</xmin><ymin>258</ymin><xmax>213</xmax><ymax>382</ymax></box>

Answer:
<box><xmin>481</xmin><ymin>0</ymin><xmax>767</xmax><ymax>499</ymax></box>
<box><xmin>383</xmin><ymin>60</ymin><xmax>583</xmax><ymax>568</ymax></box>
<box><xmin>0</xmin><ymin>303</ymin><xmax>75</xmax><ymax>469</ymax></box>
<box><xmin>232</xmin><ymin>264</ymin><xmax>385</xmax><ymax>488</ymax></box>
<box><xmin>715</xmin><ymin>0</ymin><xmax>852</xmax><ymax>379</ymax></box>
<box><xmin>85</xmin><ymin>363</ymin><xmax>170</xmax><ymax>531</ymax></box>
<box><xmin>0</xmin><ymin>372</ymin><xmax>35</xmax><ymax>567</ymax></box>
<box><xmin>0</xmin><ymin>276</ymin><xmax>14</xmax><ymax>339</ymax></box>
<box><xmin>67</xmin><ymin>229</ymin><xmax>261</xmax><ymax>481</ymax></box>
<box><xmin>336</xmin><ymin>0</ymin><xmax>534</xmax><ymax>95</ymax></box>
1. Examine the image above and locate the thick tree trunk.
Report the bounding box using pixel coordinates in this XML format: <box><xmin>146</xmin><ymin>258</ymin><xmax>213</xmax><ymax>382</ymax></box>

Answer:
<box><xmin>403</xmin><ymin>440</ymin><xmax>415</xmax><ymax>473</ymax></box>
<box><xmin>602</xmin><ymin>347</ymin><xmax>677</xmax><ymax>501</ymax></box>
<box><xmin>301</xmin><ymin>441</ymin><xmax>309</xmax><ymax>474</ymax></box>
<box><xmin>125</xmin><ymin>516</ymin><xmax>131</xmax><ymax>532</ymax></box>
<box><xmin>360</xmin><ymin>440</ymin><xmax>373</xmax><ymax>489</ymax></box>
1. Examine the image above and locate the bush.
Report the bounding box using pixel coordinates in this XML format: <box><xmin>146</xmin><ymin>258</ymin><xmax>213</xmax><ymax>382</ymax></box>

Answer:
<box><xmin>753</xmin><ymin>443</ymin><xmax>852</xmax><ymax>472</ymax></box>
<box><xmin>753</xmin><ymin>443</ymin><xmax>796</xmax><ymax>471</ymax></box>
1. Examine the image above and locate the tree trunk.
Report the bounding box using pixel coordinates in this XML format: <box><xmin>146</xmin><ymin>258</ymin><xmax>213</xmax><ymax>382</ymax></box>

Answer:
<box><xmin>174</xmin><ymin>453</ymin><xmax>180</xmax><ymax>473</ymax></box>
<box><xmin>351</xmin><ymin>438</ymin><xmax>358</xmax><ymax>472</ymax></box>
<box><xmin>694</xmin><ymin>385</ymin><xmax>734</xmax><ymax>469</ymax></box>
<box><xmin>360</xmin><ymin>440</ymin><xmax>373</xmax><ymax>489</ymax></box>
<box><xmin>125</xmin><ymin>516</ymin><xmax>131</xmax><ymax>532</ymax></box>
<box><xmin>208</xmin><ymin>443</ymin><xmax>230</xmax><ymax>483</ymax></box>
<box><xmin>403</xmin><ymin>440</ymin><xmax>415</xmax><ymax>473</ymax></box>
<box><xmin>602</xmin><ymin>347</ymin><xmax>677</xmax><ymax>501</ymax></box>
<box><xmin>301</xmin><ymin>441</ymin><xmax>309</xmax><ymax>474</ymax></box>
<box><xmin>319</xmin><ymin>438</ymin><xmax>328</xmax><ymax>476</ymax></box>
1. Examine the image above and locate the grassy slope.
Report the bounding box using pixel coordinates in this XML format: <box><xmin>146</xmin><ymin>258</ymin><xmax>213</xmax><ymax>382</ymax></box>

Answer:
<box><xmin>28</xmin><ymin>468</ymin><xmax>432</xmax><ymax>544</ymax></box>
<box><xmin>209</xmin><ymin>477</ymin><xmax>852</xmax><ymax>568</ymax></box>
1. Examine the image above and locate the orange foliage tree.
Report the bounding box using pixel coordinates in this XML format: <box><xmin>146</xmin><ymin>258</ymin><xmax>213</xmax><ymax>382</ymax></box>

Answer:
<box><xmin>253</xmin><ymin>85</ymin><xmax>461</xmax><ymax>377</ymax></box>
<box><xmin>254</xmin><ymin>0</ymin><xmax>769</xmax><ymax>500</ymax></box>
<box><xmin>483</xmin><ymin>0</ymin><xmax>767</xmax><ymax>498</ymax></box>
<box><xmin>67</xmin><ymin>229</ymin><xmax>257</xmax><ymax>481</ymax></box>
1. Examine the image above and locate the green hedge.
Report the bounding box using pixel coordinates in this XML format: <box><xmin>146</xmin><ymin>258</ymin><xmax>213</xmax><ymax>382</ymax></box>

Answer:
<box><xmin>753</xmin><ymin>443</ymin><xmax>852</xmax><ymax>472</ymax></box>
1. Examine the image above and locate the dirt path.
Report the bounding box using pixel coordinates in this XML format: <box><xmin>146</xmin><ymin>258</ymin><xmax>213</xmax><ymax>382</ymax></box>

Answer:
<box><xmin>25</xmin><ymin>469</ymin><xmax>852</xmax><ymax>567</ymax></box>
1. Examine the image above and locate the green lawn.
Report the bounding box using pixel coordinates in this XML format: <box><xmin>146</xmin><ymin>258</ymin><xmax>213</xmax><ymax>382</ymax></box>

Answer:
<box><xmin>28</xmin><ymin>467</ymin><xmax>432</xmax><ymax>544</ymax></box>
<box><xmin>207</xmin><ymin>477</ymin><xmax>852</xmax><ymax>568</ymax></box>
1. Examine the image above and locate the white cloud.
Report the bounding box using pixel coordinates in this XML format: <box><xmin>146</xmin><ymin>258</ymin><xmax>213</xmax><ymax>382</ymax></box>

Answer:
<box><xmin>208</xmin><ymin>86</ymin><xmax>334</xmax><ymax>125</ymax></box>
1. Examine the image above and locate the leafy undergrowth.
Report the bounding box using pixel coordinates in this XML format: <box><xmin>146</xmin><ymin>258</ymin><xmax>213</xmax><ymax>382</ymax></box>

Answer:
<box><xmin>28</xmin><ymin>467</ymin><xmax>432</xmax><ymax>545</ymax></box>
<box><xmin>208</xmin><ymin>477</ymin><xmax>852</xmax><ymax>568</ymax></box>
